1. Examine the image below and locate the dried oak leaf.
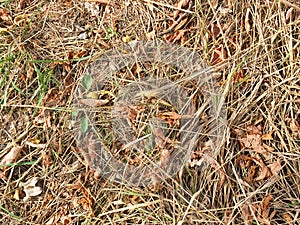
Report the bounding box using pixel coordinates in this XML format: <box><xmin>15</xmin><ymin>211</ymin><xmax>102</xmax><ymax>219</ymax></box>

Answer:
<box><xmin>234</xmin><ymin>124</ymin><xmax>274</xmax><ymax>156</ymax></box>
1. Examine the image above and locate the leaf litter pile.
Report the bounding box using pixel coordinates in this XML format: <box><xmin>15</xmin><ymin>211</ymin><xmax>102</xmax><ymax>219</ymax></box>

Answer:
<box><xmin>0</xmin><ymin>0</ymin><xmax>299</xmax><ymax>224</ymax></box>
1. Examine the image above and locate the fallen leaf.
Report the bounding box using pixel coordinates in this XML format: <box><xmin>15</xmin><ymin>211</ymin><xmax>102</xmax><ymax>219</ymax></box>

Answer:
<box><xmin>22</xmin><ymin>177</ymin><xmax>42</xmax><ymax>201</ymax></box>
<box><xmin>210</xmin><ymin>23</ymin><xmax>221</xmax><ymax>38</ymax></box>
<box><xmin>288</xmin><ymin>118</ymin><xmax>300</xmax><ymax>139</ymax></box>
<box><xmin>244</xmin><ymin>165</ymin><xmax>257</xmax><ymax>183</ymax></box>
<box><xmin>41</xmin><ymin>151</ymin><xmax>52</xmax><ymax>167</ymax></box>
<box><xmin>166</xmin><ymin>29</ymin><xmax>187</xmax><ymax>43</ymax></box>
<box><xmin>242</xmin><ymin>202</ymin><xmax>258</xmax><ymax>225</ymax></box>
<box><xmin>210</xmin><ymin>45</ymin><xmax>227</xmax><ymax>65</ymax></box>
<box><xmin>282</xmin><ymin>213</ymin><xmax>294</xmax><ymax>224</ymax></box>
<box><xmin>160</xmin><ymin>149</ymin><xmax>172</xmax><ymax>169</ymax></box>
<box><xmin>152</xmin><ymin>124</ymin><xmax>174</xmax><ymax>149</ymax></box>
<box><xmin>258</xmin><ymin>194</ymin><xmax>276</xmax><ymax>224</ymax></box>
<box><xmin>0</xmin><ymin>8</ymin><xmax>12</xmax><ymax>24</ymax></box>
<box><xmin>267</xmin><ymin>160</ymin><xmax>281</xmax><ymax>175</ymax></box>
<box><xmin>210</xmin><ymin>0</ymin><xmax>218</xmax><ymax>9</ymax></box>
<box><xmin>0</xmin><ymin>144</ymin><xmax>23</xmax><ymax>170</ymax></box>
<box><xmin>254</xmin><ymin>161</ymin><xmax>271</xmax><ymax>181</ymax></box>
<box><xmin>262</xmin><ymin>132</ymin><xmax>273</xmax><ymax>140</ymax></box>
<box><xmin>174</xmin><ymin>0</ymin><xmax>190</xmax><ymax>19</ymax></box>
<box><xmin>234</xmin><ymin>124</ymin><xmax>274</xmax><ymax>156</ymax></box>
<box><xmin>157</xmin><ymin>111</ymin><xmax>181</xmax><ymax>126</ymax></box>
<box><xmin>18</xmin><ymin>0</ymin><xmax>30</xmax><ymax>10</ymax></box>
<box><xmin>236</xmin><ymin>155</ymin><xmax>254</xmax><ymax>169</ymax></box>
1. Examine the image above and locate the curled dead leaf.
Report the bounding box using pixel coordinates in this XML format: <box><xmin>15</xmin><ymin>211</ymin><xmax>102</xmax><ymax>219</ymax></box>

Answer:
<box><xmin>0</xmin><ymin>144</ymin><xmax>23</xmax><ymax>170</ymax></box>
<box><xmin>22</xmin><ymin>177</ymin><xmax>42</xmax><ymax>201</ymax></box>
<box><xmin>258</xmin><ymin>194</ymin><xmax>276</xmax><ymax>224</ymax></box>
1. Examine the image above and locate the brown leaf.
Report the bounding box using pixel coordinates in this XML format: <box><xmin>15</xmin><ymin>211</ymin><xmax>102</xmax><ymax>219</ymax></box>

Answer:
<box><xmin>242</xmin><ymin>202</ymin><xmax>258</xmax><ymax>225</ymax></box>
<box><xmin>262</xmin><ymin>132</ymin><xmax>273</xmax><ymax>140</ymax></box>
<box><xmin>160</xmin><ymin>149</ymin><xmax>172</xmax><ymax>169</ymax></box>
<box><xmin>258</xmin><ymin>194</ymin><xmax>275</xmax><ymax>224</ymax></box>
<box><xmin>211</xmin><ymin>0</ymin><xmax>218</xmax><ymax>8</ymax></box>
<box><xmin>254</xmin><ymin>163</ymin><xmax>271</xmax><ymax>181</ymax></box>
<box><xmin>0</xmin><ymin>8</ymin><xmax>12</xmax><ymax>23</ymax></box>
<box><xmin>210</xmin><ymin>45</ymin><xmax>227</xmax><ymax>65</ymax></box>
<box><xmin>267</xmin><ymin>160</ymin><xmax>281</xmax><ymax>175</ymax></box>
<box><xmin>234</xmin><ymin>124</ymin><xmax>274</xmax><ymax>156</ymax></box>
<box><xmin>153</xmin><ymin>125</ymin><xmax>174</xmax><ymax>149</ymax></box>
<box><xmin>288</xmin><ymin>118</ymin><xmax>300</xmax><ymax>139</ymax></box>
<box><xmin>0</xmin><ymin>144</ymin><xmax>23</xmax><ymax>170</ymax></box>
<box><xmin>283</xmin><ymin>213</ymin><xmax>294</xmax><ymax>224</ymax></box>
<box><xmin>174</xmin><ymin>0</ymin><xmax>190</xmax><ymax>18</ymax></box>
<box><xmin>166</xmin><ymin>29</ymin><xmax>187</xmax><ymax>43</ymax></box>
<box><xmin>244</xmin><ymin>165</ymin><xmax>257</xmax><ymax>183</ymax></box>
<box><xmin>42</xmin><ymin>151</ymin><xmax>52</xmax><ymax>167</ymax></box>
<box><xmin>210</xmin><ymin>23</ymin><xmax>221</xmax><ymax>38</ymax></box>
<box><xmin>18</xmin><ymin>0</ymin><xmax>30</xmax><ymax>10</ymax></box>
<box><xmin>236</xmin><ymin>155</ymin><xmax>253</xmax><ymax>169</ymax></box>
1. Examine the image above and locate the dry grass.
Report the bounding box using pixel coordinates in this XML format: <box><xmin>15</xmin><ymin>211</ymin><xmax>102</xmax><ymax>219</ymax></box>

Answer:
<box><xmin>0</xmin><ymin>0</ymin><xmax>299</xmax><ymax>224</ymax></box>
